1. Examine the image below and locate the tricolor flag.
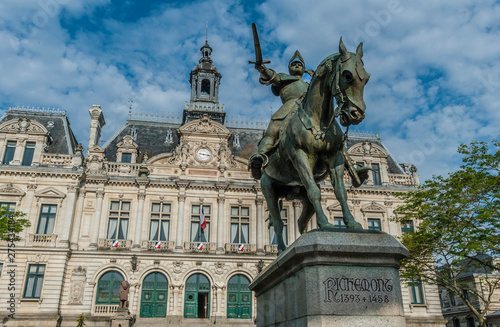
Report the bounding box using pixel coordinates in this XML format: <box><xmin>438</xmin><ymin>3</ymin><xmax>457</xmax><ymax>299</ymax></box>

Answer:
<box><xmin>197</xmin><ymin>242</ymin><xmax>203</xmax><ymax>250</ymax></box>
<box><xmin>200</xmin><ymin>205</ymin><xmax>206</xmax><ymax>233</ymax></box>
<box><xmin>155</xmin><ymin>241</ymin><xmax>161</xmax><ymax>249</ymax></box>
<box><xmin>238</xmin><ymin>244</ymin><xmax>245</xmax><ymax>251</ymax></box>
<box><xmin>112</xmin><ymin>240</ymin><xmax>119</xmax><ymax>247</ymax></box>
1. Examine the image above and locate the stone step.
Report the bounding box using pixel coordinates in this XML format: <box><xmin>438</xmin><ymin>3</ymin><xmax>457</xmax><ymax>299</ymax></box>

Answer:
<box><xmin>133</xmin><ymin>317</ymin><xmax>255</xmax><ymax>327</ymax></box>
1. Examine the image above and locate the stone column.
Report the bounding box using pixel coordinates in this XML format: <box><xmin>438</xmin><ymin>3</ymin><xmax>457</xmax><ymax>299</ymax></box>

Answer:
<box><xmin>10</xmin><ymin>139</ymin><xmax>25</xmax><ymax>165</ymax></box>
<box><xmin>22</xmin><ymin>183</ymin><xmax>37</xmax><ymax>237</ymax></box>
<box><xmin>293</xmin><ymin>200</ymin><xmax>302</xmax><ymax>240</ymax></box>
<box><xmin>216</xmin><ymin>196</ymin><xmax>225</xmax><ymax>252</ymax></box>
<box><xmin>132</xmin><ymin>193</ymin><xmax>146</xmax><ymax>250</ymax></box>
<box><xmin>70</xmin><ymin>189</ymin><xmax>86</xmax><ymax>250</ymax></box>
<box><xmin>59</xmin><ymin>185</ymin><xmax>79</xmax><ymax>247</ymax></box>
<box><xmin>256</xmin><ymin>197</ymin><xmax>264</xmax><ymax>252</ymax></box>
<box><xmin>174</xmin><ymin>181</ymin><xmax>189</xmax><ymax>251</ymax></box>
<box><xmin>89</xmin><ymin>190</ymin><xmax>105</xmax><ymax>250</ymax></box>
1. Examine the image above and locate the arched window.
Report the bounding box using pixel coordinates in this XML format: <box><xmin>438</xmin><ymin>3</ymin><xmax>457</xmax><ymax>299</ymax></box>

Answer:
<box><xmin>201</xmin><ymin>79</ymin><xmax>210</xmax><ymax>95</ymax></box>
<box><xmin>227</xmin><ymin>275</ymin><xmax>251</xmax><ymax>319</ymax></box>
<box><xmin>96</xmin><ymin>271</ymin><xmax>124</xmax><ymax>305</ymax></box>
<box><xmin>184</xmin><ymin>273</ymin><xmax>210</xmax><ymax>318</ymax></box>
<box><xmin>140</xmin><ymin>272</ymin><xmax>169</xmax><ymax>318</ymax></box>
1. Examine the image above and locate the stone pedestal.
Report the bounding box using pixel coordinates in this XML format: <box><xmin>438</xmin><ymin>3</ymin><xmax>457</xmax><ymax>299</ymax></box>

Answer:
<box><xmin>111</xmin><ymin>309</ymin><xmax>131</xmax><ymax>327</ymax></box>
<box><xmin>249</xmin><ymin>230</ymin><xmax>409</xmax><ymax>327</ymax></box>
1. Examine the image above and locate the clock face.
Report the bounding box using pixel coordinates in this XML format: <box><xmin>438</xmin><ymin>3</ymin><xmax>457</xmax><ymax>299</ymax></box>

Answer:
<box><xmin>196</xmin><ymin>148</ymin><xmax>212</xmax><ymax>162</ymax></box>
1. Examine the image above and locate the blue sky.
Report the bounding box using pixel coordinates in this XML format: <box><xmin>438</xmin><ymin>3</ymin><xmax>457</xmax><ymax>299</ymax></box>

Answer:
<box><xmin>0</xmin><ymin>0</ymin><xmax>499</xmax><ymax>181</ymax></box>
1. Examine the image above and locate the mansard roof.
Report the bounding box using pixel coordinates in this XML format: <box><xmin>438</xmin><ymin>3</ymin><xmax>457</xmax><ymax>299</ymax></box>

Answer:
<box><xmin>0</xmin><ymin>107</ymin><xmax>78</xmax><ymax>155</ymax></box>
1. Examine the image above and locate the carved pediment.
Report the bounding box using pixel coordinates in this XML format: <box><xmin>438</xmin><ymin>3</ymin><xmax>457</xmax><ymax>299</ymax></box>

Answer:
<box><xmin>117</xmin><ymin>135</ymin><xmax>138</xmax><ymax>150</ymax></box>
<box><xmin>35</xmin><ymin>187</ymin><xmax>66</xmax><ymax>199</ymax></box>
<box><xmin>179</xmin><ymin>115</ymin><xmax>230</xmax><ymax>136</ymax></box>
<box><xmin>327</xmin><ymin>202</ymin><xmax>353</xmax><ymax>212</ymax></box>
<box><xmin>348</xmin><ymin>142</ymin><xmax>388</xmax><ymax>158</ymax></box>
<box><xmin>87</xmin><ymin>145</ymin><xmax>105</xmax><ymax>154</ymax></box>
<box><xmin>0</xmin><ymin>117</ymin><xmax>49</xmax><ymax>135</ymax></box>
<box><xmin>361</xmin><ymin>201</ymin><xmax>385</xmax><ymax>213</ymax></box>
<box><xmin>0</xmin><ymin>183</ymin><xmax>25</xmax><ymax>197</ymax></box>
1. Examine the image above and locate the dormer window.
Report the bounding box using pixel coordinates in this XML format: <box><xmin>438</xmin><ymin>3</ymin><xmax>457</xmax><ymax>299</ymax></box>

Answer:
<box><xmin>2</xmin><ymin>141</ymin><xmax>16</xmax><ymax>164</ymax></box>
<box><xmin>22</xmin><ymin>142</ymin><xmax>36</xmax><ymax>166</ymax></box>
<box><xmin>121</xmin><ymin>153</ymin><xmax>132</xmax><ymax>163</ymax></box>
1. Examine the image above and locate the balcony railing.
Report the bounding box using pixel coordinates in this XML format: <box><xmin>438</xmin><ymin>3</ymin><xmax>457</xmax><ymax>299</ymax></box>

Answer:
<box><xmin>106</xmin><ymin>163</ymin><xmax>142</xmax><ymax>177</ymax></box>
<box><xmin>184</xmin><ymin>241</ymin><xmax>216</xmax><ymax>253</ymax></box>
<box><xmin>98</xmin><ymin>239</ymin><xmax>132</xmax><ymax>249</ymax></box>
<box><xmin>264</xmin><ymin>244</ymin><xmax>278</xmax><ymax>254</ymax></box>
<box><xmin>94</xmin><ymin>304</ymin><xmax>119</xmax><ymax>315</ymax></box>
<box><xmin>28</xmin><ymin>234</ymin><xmax>57</xmax><ymax>247</ymax></box>
<box><xmin>225</xmin><ymin>243</ymin><xmax>257</xmax><ymax>254</ymax></box>
<box><xmin>142</xmin><ymin>240</ymin><xmax>175</xmax><ymax>251</ymax></box>
<box><xmin>40</xmin><ymin>154</ymin><xmax>73</xmax><ymax>168</ymax></box>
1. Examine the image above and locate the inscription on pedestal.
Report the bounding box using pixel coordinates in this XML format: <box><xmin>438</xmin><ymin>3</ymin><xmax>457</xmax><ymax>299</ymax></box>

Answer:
<box><xmin>323</xmin><ymin>276</ymin><xmax>394</xmax><ymax>305</ymax></box>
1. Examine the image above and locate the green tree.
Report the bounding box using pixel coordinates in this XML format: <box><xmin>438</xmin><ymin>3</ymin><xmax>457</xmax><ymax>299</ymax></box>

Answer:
<box><xmin>76</xmin><ymin>313</ymin><xmax>86</xmax><ymax>327</ymax></box>
<box><xmin>394</xmin><ymin>139</ymin><xmax>500</xmax><ymax>327</ymax></box>
<box><xmin>0</xmin><ymin>206</ymin><xmax>30</xmax><ymax>241</ymax></box>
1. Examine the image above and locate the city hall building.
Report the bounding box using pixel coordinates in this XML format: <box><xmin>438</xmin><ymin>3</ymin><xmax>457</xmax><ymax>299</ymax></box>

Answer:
<box><xmin>0</xmin><ymin>42</ymin><xmax>445</xmax><ymax>326</ymax></box>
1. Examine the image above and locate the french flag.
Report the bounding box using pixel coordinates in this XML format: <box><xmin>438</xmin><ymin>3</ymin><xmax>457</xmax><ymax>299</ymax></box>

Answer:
<box><xmin>197</xmin><ymin>243</ymin><xmax>203</xmax><ymax>250</ymax></box>
<box><xmin>238</xmin><ymin>244</ymin><xmax>245</xmax><ymax>251</ymax></box>
<box><xmin>155</xmin><ymin>241</ymin><xmax>161</xmax><ymax>249</ymax></box>
<box><xmin>200</xmin><ymin>205</ymin><xmax>206</xmax><ymax>233</ymax></box>
<box><xmin>112</xmin><ymin>240</ymin><xmax>119</xmax><ymax>247</ymax></box>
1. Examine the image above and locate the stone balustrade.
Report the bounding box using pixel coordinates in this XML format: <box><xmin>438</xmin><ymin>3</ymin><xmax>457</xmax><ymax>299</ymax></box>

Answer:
<box><xmin>94</xmin><ymin>304</ymin><xmax>118</xmax><ymax>315</ymax></box>
<box><xmin>142</xmin><ymin>240</ymin><xmax>175</xmax><ymax>251</ymax></box>
<box><xmin>388</xmin><ymin>174</ymin><xmax>414</xmax><ymax>186</ymax></box>
<box><xmin>40</xmin><ymin>154</ymin><xmax>73</xmax><ymax>167</ymax></box>
<box><xmin>183</xmin><ymin>241</ymin><xmax>216</xmax><ymax>253</ymax></box>
<box><xmin>264</xmin><ymin>244</ymin><xmax>278</xmax><ymax>254</ymax></box>
<box><xmin>224</xmin><ymin>243</ymin><xmax>257</xmax><ymax>254</ymax></box>
<box><xmin>98</xmin><ymin>239</ymin><xmax>132</xmax><ymax>249</ymax></box>
<box><xmin>28</xmin><ymin>233</ymin><xmax>57</xmax><ymax>247</ymax></box>
<box><xmin>106</xmin><ymin>162</ymin><xmax>142</xmax><ymax>176</ymax></box>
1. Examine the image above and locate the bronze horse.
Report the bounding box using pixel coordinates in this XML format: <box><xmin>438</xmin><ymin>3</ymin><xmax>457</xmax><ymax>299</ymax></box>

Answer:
<box><xmin>261</xmin><ymin>39</ymin><xmax>370</xmax><ymax>254</ymax></box>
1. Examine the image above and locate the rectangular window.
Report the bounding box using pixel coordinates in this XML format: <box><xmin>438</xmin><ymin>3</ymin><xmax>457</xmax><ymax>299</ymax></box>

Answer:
<box><xmin>0</xmin><ymin>202</ymin><xmax>16</xmax><ymax>212</ymax></box>
<box><xmin>333</xmin><ymin>217</ymin><xmax>347</xmax><ymax>229</ymax></box>
<box><xmin>107</xmin><ymin>201</ymin><xmax>130</xmax><ymax>239</ymax></box>
<box><xmin>372</xmin><ymin>163</ymin><xmax>381</xmax><ymax>185</ymax></box>
<box><xmin>121</xmin><ymin>153</ymin><xmax>132</xmax><ymax>163</ymax></box>
<box><xmin>231</xmin><ymin>206</ymin><xmax>250</xmax><ymax>244</ymax></box>
<box><xmin>2</xmin><ymin>141</ymin><xmax>16</xmax><ymax>165</ymax></box>
<box><xmin>37</xmin><ymin>204</ymin><xmax>57</xmax><ymax>234</ymax></box>
<box><xmin>190</xmin><ymin>205</ymin><xmax>210</xmax><ymax>242</ymax></box>
<box><xmin>24</xmin><ymin>264</ymin><xmax>45</xmax><ymax>298</ymax></box>
<box><xmin>367</xmin><ymin>218</ymin><xmax>381</xmax><ymax>231</ymax></box>
<box><xmin>270</xmin><ymin>209</ymin><xmax>288</xmax><ymax>245</ymax></box>
<box><xmin>449</xmin><ymin>292</ymin><xmax>456</xmax><ymax>306</ymax></box>
<box><xmin>22</xmin><ymin>142</ymin><xmax>36</xmax><ymax>166</ymax></box>
<box><xmin>149</xmin><ymin>203</ymin><xmax>171</xmax><ymax>241</ymax></box>
<box><xmin>401</xmin><ymin>220</ymin><xmax>414</xmax><ymax>233</ymax></box>
<box><xmin>0</xmin><ymin>263</ymin><xmax>3</xmax><ymax>276</ymax></box>
<box><xmin>409</xmin><ymin>279</ymin><xmax>424</xmax><ymax>304</ymax></box>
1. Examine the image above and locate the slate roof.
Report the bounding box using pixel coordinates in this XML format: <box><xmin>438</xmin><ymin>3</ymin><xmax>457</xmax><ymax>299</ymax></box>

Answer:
<box><xmin>0</xmin><ymin>108</ymin><xmax>78</xmax><ymax>155</ymax></box>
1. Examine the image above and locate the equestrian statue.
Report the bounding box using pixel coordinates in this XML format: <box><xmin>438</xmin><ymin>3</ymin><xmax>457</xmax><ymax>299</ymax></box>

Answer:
<box><xmin>249</xmin><ymin>23</ymin><xmax>371</xmax><ymax>254</ymax></box>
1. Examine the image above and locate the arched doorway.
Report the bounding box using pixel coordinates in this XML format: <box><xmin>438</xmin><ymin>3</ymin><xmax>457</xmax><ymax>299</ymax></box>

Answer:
<box><xmin>227</xmin><ymin>274</ymin><xmax>251</xmax><ymax>319</ymax></box>
<box><xmin>96</xmin><ymin>271</ymin><xmax>124</xmax><ymax>305</ymax></box>
<box><xmin>184</xmin><ymin>273</ymin><xmax>210</xmax><ymax>318</ymax></box>
<box><xmin>140</xmin><ymin>272</ymin><xmax>168</xmax><ymax>318</ymax></box>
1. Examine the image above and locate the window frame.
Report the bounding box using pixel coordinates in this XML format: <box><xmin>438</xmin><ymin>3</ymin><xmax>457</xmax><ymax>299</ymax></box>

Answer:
<box><xmin>149</xmin><ymin>202</ymin><xmax>172</xmax><ymax>242</ymax></box>
<box><xmin>21</xmin><ymin>141</ymin><xmax>36</xmax><ymax>166</ymax></box>
<box><xmin>401</xmin><ymin>220</ymin><xmax>414</xmax><ymax>233</ymax></box>
<box><xmin>409</xmin><ymin>278</ymin><xmax>425</xmax><ymax>305</ymax></box>
<box><xmin>371</xmin><ymin>163</ymin><xmax>382</xmax><ymax>185</ymax></box>
<box><xmin>23</xmin><ymin>264</ymin><xmax>46</xmax><ymax>299</ymax></box>
<box><xmin>121</xmin><ymin>153</ymin><xmax>132</xmax><ymax>163</ymax></box>
<box><xmin>107</xmin><ymin>201</ymin><xmax>131</xmax><ymax>240</ymax></box>
<box><xmin>190</xmin><ymin>204</ymin><xmax>211</xmax><ymax>242</ymax></box>
<box><xmin>230</xmin><ymin>206</ymin><xmax>250</xmax><ymax>244</ymax></box>
<box><xmin>36</xmin><ymin>204</ymin><xmax>57</xmax><ymax>235</ymax></box>
<box><xmin>333</xmin><ymin>217</ymin><xmax>347</xmax><ymax>229</ymax></box>
<box><xmin>95</xmin><ymin>271</ymin><xmax>125</xmax><ymax>305</ymax></box>
<box><xmin>2</xmin><ymin>140</ymin><xmax>16</xmax><ymax>165</ymax></box>
<box><xmin>367</xmin><ymin>218</ymin><xmax>382</xmax><ymax>231</ymax></box>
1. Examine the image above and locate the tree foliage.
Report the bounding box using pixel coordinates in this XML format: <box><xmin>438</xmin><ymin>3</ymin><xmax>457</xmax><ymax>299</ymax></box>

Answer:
<box><xmin>0</xmin><ymin>206</ymin><xmax>30</xmax><ymax>241</ymax></box>
<box><xmin>394</xmin><ymin>139</ymin><xmax>500</xmax><ymax>327</ymax></box>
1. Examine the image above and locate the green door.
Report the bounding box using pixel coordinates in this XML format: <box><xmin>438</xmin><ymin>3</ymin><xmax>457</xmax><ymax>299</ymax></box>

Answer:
<box><xmin>140</xmin><ymin>272</ymin><xmax>168</xmax><ymax>318</ymax></box>
<box><xmin>184</xmin><ymin>274</ymin><xmax>210</xmax><ymax>318</ymax></box>
<box><xmin>227</xmin><ymin>275</ymin><xmax>252</xmax><ymax>319</ymax></box>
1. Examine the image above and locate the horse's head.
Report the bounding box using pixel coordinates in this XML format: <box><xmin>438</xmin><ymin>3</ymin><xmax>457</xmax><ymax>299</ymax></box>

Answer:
<box><xmin>336</xmin><ymin>38</ymin><xmax>370</xmax><ymax>127</ymax></box>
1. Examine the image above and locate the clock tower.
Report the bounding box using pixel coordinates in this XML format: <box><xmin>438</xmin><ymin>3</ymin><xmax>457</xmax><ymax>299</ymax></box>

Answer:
<box><xmin>183</xmin><ymin>40</ymin><xmax>225</xmax><ymax>125</ymax></box>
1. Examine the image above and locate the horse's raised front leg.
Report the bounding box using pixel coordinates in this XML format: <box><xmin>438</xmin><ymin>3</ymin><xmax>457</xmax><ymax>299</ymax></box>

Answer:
<box><xmin>297</xmin><ymin>197</ymin><xmax>315</xmax><ymax>234</ymax></box>
<box><xmin>292</xmin><ymin>150</ymin><xmax>333</xmax><ymax>230</ymax></box>
<box><xmin>260</xmin><ymin>174</ymin><xmax>286</xmax><ymax>254</ymax></box>
<box><xmin>330</xmin><ymin>152</ymin><xmax>362</xmax><ymax>229</ymax></box>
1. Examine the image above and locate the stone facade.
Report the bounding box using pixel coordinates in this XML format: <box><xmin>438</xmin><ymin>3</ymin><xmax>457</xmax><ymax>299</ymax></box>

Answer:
<box><xmin>0</xmin><ymin>42</ymin><xmax>445</xmax><ymax>327</ymax></box>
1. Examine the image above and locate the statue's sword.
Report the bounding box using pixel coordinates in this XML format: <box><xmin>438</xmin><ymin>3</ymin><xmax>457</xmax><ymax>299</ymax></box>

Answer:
<box><xmin>249</xmin><ymin>23</ymin><xmax>271</xmax><ymax>65</ymax></box>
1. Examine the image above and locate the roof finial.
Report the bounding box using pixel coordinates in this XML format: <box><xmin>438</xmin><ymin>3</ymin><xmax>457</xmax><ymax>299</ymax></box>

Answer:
<box><xmin>205</xmin><ymin>21</ymin><xmax>208</xmax><ymax>43</ymax></box>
